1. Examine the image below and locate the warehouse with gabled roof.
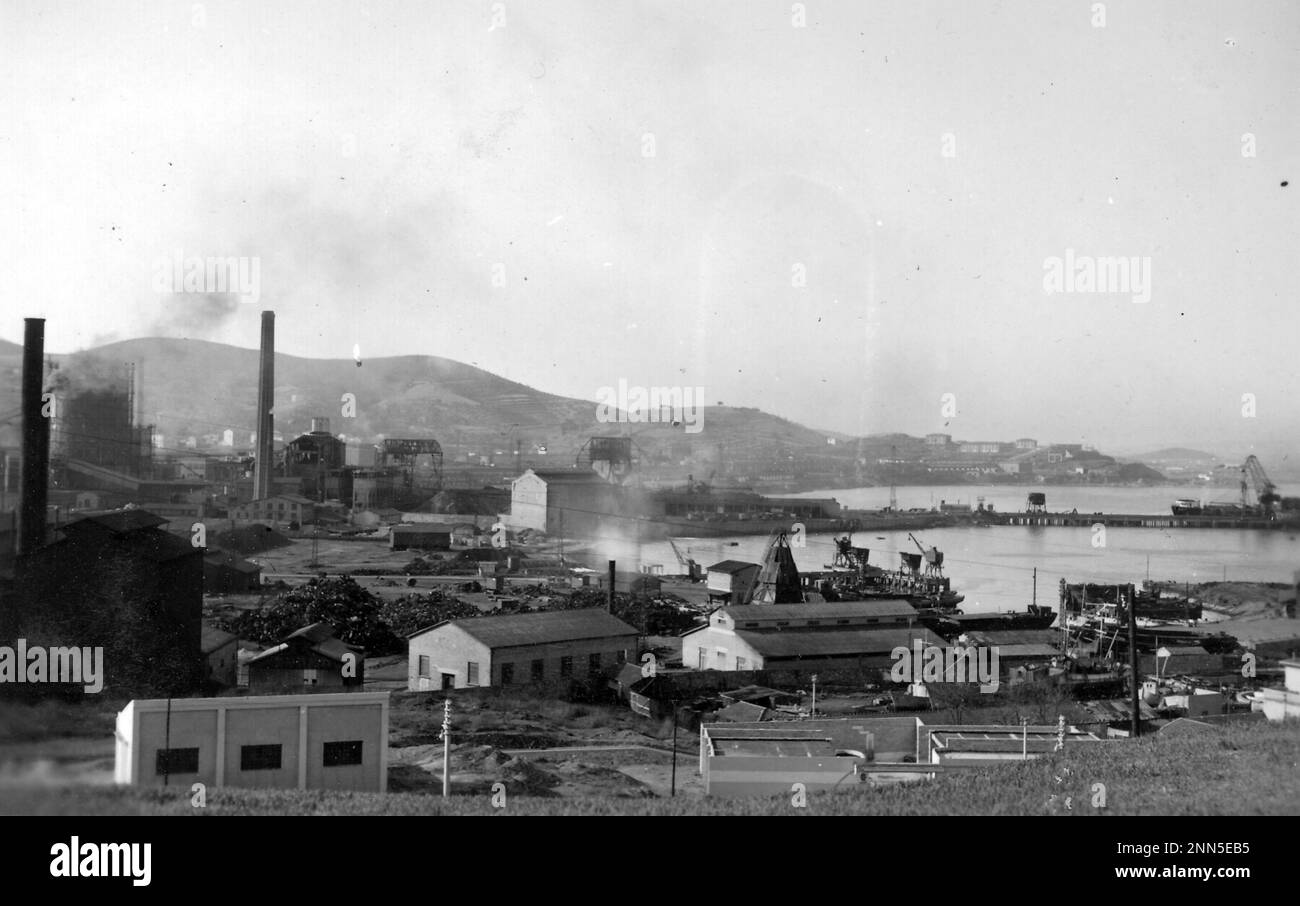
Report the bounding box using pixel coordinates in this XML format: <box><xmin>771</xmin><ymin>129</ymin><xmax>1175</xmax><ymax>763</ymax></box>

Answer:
<box><xmin>406</xmin><ymin>609</ymin><xmax>639</xmax><ymax>691</ymax></box>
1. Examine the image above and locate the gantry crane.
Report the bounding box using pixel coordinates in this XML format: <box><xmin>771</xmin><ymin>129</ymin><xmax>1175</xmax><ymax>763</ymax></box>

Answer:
<box><xmin>1240</xmin><ymin>455</ymin><xmax>1281</xmax><ymax>513</ymax></box>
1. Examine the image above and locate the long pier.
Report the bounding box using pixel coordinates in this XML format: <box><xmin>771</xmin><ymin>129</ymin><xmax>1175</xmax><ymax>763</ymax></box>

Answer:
<box><xmin>989</xmin><ymin>512</ymin><xmax>1293</xmax><ymax>530</ymax></box>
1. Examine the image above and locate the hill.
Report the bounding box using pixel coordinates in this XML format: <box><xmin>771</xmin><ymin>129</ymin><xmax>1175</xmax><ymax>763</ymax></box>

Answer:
<box><xmin>55</xmin><ymin>337</ymin><xmax>854</xmax><ymax>477</ymax></box>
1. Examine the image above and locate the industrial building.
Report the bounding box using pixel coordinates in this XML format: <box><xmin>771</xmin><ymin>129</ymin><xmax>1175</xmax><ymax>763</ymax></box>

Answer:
<box><xmin>230</xmin><ymin>494</ymin><xmax>317</xmax><ymax>525</ymax></box>
<box><xmin>245</xmin><ymin>622</ymin><xmax>365</xmax><ymax>694</ymax></box>
<box><xmin>509</xmin><ymin>468</ymin><xmax>622</xmax><ymax>536</ymax></box>
<box><xmin>681</xmin><ymin>600</ymin><xmax>936</xmax><ymax>672</ymax></box>
<box><xmin>698</xmin><ymin>717</ymin><xmax>1102</xmax><ymax>798</ymax></box>
<box><xmin>706</xmin><ymin>560</ymin><xmax>761</xmax><ymax>606</ymax></box>
<box><xmin>1261</xmin><ymin>658</ymin><xmax>1300</xmax><ymax>722</ymax></box>
<box><xmin>114</xmin><ymin>691</ymin><xmax>389</xmax><ymax>792</ymax></box>
<box><xmin>389</xmin><ymin>523</ymin><xmax>452</xmax><ymax>551</ymax></box>
<box><xmin>16</xmin><ymin>508</ymin><xmax>205</xmax><ymax>693</ymax></box>
<box><xmin>201</xmin><ymin>624</ymin><xmax>240</xmax><ymax>687</ymax></box>
<box><xmin>406</xmin><ymin>609</ymin><xmax>639</xmax><ymax>691</ymax></box>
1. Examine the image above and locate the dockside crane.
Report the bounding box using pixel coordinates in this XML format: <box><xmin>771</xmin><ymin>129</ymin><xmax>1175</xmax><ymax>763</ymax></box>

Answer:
<box><xmin>1240</xmin><ymin>455</ymin><xmax>1281</xmax><ymax>513</ymax></box>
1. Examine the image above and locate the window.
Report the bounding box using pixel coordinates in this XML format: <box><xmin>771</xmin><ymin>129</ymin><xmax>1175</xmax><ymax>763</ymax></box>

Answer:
<box><xmin>531</xmin><ymin>659</ymin><xmax>544</xmax><ymax>681</ymax></box>
<box><xmin>776</xmin><ymin>621</ymin><xmax>790</xmax><ymax>627</ymax></box>
<box><xmin>467</xmin><ymin>661</ymin><xmax>480</xmax><ymax>685</ymax></box>
<box><xmin>744</xmin><ymin>622</ymin><xmax>759</xmax><ymax>628</ymax></box>
<box><xmin>616</xmin><ymin>649</ymin><xmax>626</xmax><ymax>664</ymax></box>
<box><xmin>807</xmin><ymin>620</ymin><xmax>821</xmax><ymax>626</ymax></box>
<box><xmin>588</xmin><ymin>653</ymin><xmax>602</xmax><ymax>676</ymax></box>
<box><xmin>240</xmin><ymin>744</ymin><xmax>282</xmax><ymax>771</ymax></box>
<box><xmin>560</xmin><ymin>656</ymin><xmax>573</xmax><ymax>678</ymax></box>
<box><xmin>501</xmin><ymin>663</ymin><xmax>514</xmax><ymax>684</ymax></box>
<box><xmin>697</xmin><ymin>648</ymin><xmax>706</xmax><ymax>669</ymax></box>
<box><xmin>837</xmin><ymin>619</ymin><xmax>850</xmax><ymax>625</ymax></box>
<box><xmin>418</xmin><ymin>655</ymin><xmax>430</xmax><ymax>678</ymax></box>
<box><xmin>735</xmin><ymin>657</ymin><xmax>748</xmax><ymax>670</ymax></box>
<box><xmin>303</xmin><ymin>669</ymin><xmax>318</xmax><ymax>685</ymax></box>
<box><xmin>155</xmin><ymin>747</ymin><xmax>199</xmax><ymax>775</ymax></box>
<box><xmin>323</xmin><ymin>741</ymin><xmax>363</xmax><ymax>767</ymax></box>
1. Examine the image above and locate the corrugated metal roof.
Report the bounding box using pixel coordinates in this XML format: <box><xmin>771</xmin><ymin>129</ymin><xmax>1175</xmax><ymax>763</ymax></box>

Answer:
<box><xmin>734</xmin><ymin>627</ymin><xmax>943</xmax><ymax>658</ymax></box>
<box><xmin>724</xmin><ymin>599</ymin><xmax>917</xmax><ymax>621</ymax></box>
<box><xmin>412</xmin><ymin>609</ymin><xmax>639</xmax><ymax>648</ymax></box>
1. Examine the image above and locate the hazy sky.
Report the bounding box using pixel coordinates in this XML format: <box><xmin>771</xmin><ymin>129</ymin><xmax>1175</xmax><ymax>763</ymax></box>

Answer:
<box><xmin>2</xmin><ymin>0</ymin><xmax>1296</xmax><ymax>457</ymax></box>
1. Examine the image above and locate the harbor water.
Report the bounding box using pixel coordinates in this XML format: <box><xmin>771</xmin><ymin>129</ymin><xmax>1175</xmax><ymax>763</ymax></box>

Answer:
<box><xmin>594</xmin><ymin>486</ymin><xmax>1300</xmax><ymax>615</ymax></box>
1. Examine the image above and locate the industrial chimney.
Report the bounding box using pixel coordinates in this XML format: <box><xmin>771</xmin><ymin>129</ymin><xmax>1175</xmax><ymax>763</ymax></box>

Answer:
<box><xmin>19</xmin><ymin>318</ymin><xmax>50</xmax><ymax>556</ymax></box>
<box><xmin>254</xmin><ymin>311</ymin><xmax>275</xmax><ymax>500</ymax></box>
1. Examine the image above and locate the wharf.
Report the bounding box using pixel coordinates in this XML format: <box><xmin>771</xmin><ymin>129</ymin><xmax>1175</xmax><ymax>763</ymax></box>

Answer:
<box><xmin>988</xmin><ymin>512</ymin><xmax>1294</xmax><ymax>530</ymax></box>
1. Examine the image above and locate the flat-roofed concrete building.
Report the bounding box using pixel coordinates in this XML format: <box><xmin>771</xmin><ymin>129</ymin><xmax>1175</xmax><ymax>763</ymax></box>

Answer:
<box><xmin>114</xmin><ymin>691</ymin><xmax>389</xmax><ymax>793</ymax></box>
<box><xmin>407</xmin><ymin>609</ymin><xmax>639</xmax><ymax>691</ymax></box>
<box><xmin>706</xmin><ymin>560</ymin><xmax>761</xmax><ymax>606</ymax></box>
<box><xmin>699</xmin><ymin>717</ymin><xmax>1102</xmax><ymax>797</ymax></box>
<box><xmin>1262</xmin><ymin>658</ymin><xmax>1300</xmax><ymax>722</ymax></box>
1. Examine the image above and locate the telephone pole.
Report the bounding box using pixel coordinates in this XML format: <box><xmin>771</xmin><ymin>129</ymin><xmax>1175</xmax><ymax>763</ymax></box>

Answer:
<box><xmin>441</xmin><ymin>698</ymin><xmax>452</xmax><ymax>797</ymax></box>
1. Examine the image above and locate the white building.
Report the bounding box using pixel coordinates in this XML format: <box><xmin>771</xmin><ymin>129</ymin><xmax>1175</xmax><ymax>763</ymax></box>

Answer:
<box><xmin>114</xmin><ymin>691</ymin><xmax>389</xmax><ymax>793</ymax></box>
<box><xmin>407</xmin><ymin>610</ymin><xmax>639</xmax><ymax>690</ymax></box>
<box><xmin>1261</xmin><ymin>658</ymin><xmax>1300</xmax><ymax>721</ymax></box>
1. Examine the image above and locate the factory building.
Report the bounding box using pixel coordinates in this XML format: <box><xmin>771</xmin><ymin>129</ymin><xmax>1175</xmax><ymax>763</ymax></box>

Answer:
<box><xmin>245</xmin><ymin>622</ymin><xmax>365</xmax><ymax>695</ymax></box>
<box><xmin>509</xmin><ymin>468</ymin><xmax>622</xmax><ymax>536</ymax></box>
<box><xmin>114</xmin><ymin>691</ymin><xmax>389</xmax><ymax>793</ymax></box>
<box><xmin>230</xmin><ymin>494</ymin><xmax>317</xmax><ymax>525</ymax></box>
<box><xmin>681</xmin><ymin>600</ymin><xmax>935</xmax><ymax>671</ymax></box>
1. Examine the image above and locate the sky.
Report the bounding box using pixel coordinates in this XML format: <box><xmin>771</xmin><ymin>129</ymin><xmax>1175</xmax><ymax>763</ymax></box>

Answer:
<box><xmin>1</xmin><ymin>0</ymin><xmax>1297</xmax><ymax>459</ymax></box>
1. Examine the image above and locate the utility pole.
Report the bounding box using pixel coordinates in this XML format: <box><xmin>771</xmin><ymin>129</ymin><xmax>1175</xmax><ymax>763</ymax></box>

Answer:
<box><xmin>811</xmin><ymin>673</ymin><xmax>818</xmax><ymax>717</ymax></box>
<box><xmin>1032</xmin><ymin>567</ymin><xmax>1037</xmax><ymax>607</ymax></box>
<box><xmin>441</xmin><ymin>698</ymin><xmax>452</xmax><ymax>798</ymax></box>
<box><xmin>1127</xmin><ymin>593</ymin><xmax>1140</xmax><ymax>738</ymax></box>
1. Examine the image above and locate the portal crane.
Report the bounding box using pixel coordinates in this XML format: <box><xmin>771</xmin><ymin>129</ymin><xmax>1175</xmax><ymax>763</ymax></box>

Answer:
<box><xmin>907</xmin><ymin>532</ymin><xmax>945</xmax><ymax>577</ymax></box>
<box><xmin>1240</xmin><ymin>455</ymin><xmax>1281</xmax><ymax>512</ymax></box>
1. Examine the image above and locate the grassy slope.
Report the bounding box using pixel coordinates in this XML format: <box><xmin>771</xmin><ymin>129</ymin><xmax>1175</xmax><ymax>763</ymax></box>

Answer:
<box><xmin>6</xmin><ymin>719</ymin><xmax>1298</xmax><ymax>816</ymax></box>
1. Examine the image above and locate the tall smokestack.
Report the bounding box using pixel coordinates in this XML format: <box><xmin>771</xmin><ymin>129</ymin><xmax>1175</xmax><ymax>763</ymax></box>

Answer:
<box><xmin>19</xmin><ymin>318</ymin><xmax>50</xmax><ymax>556</ymax></box>
<box><xmin>254</xmin><ymin>311</ymin><xmax>275</xmax><ymax>499</ymax></box>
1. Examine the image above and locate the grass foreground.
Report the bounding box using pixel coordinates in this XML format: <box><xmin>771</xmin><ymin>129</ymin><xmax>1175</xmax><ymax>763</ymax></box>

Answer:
<box><xmin>5</xmin><ymin>718</ymin><xmax>1298</xmax><ymax>816</ymax></box>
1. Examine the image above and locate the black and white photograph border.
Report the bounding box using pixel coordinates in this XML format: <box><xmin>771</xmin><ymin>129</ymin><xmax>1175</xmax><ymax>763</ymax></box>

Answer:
<box><xmin>0</xmin><ymin>0</ymin><xmax>1297</xmax><ymax>836</ymax></box>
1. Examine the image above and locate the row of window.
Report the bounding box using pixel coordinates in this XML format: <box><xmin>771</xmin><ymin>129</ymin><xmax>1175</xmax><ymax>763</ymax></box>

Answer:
<box><xmin>416</xmin><ymin>651</ymin><xmax>627</xmax><ymax>684</ymax></box>
<box><xmin>739</xmin><ymin>618</ymin><xmax>865</xmax><ymax>628</ymax></box>
<box><xmin>155</xmin><ymin>740</ymin><xmax>363</xmax><ymax>775</ymax></box>
<box><xmin>697</xmin><ymin>648</ymin><xmax>747</xmax><ymax>670</ymax></box>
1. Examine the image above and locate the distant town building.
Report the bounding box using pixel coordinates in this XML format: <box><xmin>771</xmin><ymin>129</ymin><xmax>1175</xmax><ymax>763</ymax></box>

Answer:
<box><xmin>406</xmin><ymin>610</ymin><xmax>638</xmax><ymax>691</ymax></box>
<box><xmin>924</xmin><ymin>433</ymin><xmax>952</xmax><ymax>446</ymax></box>
<box><xmin>1014</xmin><ymin>438</ymin><xmax>1038</xmax><ymax>450</ymax></box>
<box><xmin>231</xmin><ymin>494</ymin><xmax>317</xmax><ymax>525</ymax></box>
<box><xmin>114</xmin><ymin>691</ymin><xmax>389</xmax><ymax>792</ymax></box>
<box><xmin>958</xmin><ymin>441</ymin><xmax>1007</xmax><ymax>455</ymax></box>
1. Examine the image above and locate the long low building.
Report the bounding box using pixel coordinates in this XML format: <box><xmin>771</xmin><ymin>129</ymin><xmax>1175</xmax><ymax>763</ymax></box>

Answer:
<box><xmin>407</xmin><ymin>609</ymin><xmax>639</xmax><ymax>690</ymax></box>
<box><xmin>682</xmin><ymin>599</ymin><xmax>934</xmax><ymax>671</ymax></box>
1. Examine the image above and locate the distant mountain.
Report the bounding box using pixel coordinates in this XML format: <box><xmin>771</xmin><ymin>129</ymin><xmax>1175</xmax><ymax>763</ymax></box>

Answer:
<box><xmin>1128</xmin><ymin>447</ymin><xmax>1221</xmax><ymax>463</ymax></box>
<box><xmin>52</xmin><ymin>337</ymin><xmax>852</xmax><ymax>475</ymax></box>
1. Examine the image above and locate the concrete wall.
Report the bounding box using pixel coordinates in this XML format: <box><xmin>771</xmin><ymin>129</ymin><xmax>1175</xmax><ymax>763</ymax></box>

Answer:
<box><xmin>704</xmin><ymin>754</ymin><xmax>863</xmax><ymax>798</ymax></box>
<box><xmin>116</xmin><ymin>692</ymin><xmax>388</xmax><ymax>793</ymax></box>
<box><xmin>510</xmin><ymin>473</ymin><xmax>548</xmax><ymax>532</ymax></box>
<box><xmin>408</xmin><ymin>624</ymin><xmax>492</xmax><ymax>691</ymax></box>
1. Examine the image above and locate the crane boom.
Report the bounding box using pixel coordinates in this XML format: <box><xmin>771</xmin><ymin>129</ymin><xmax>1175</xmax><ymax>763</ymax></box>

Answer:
<box><xmin>1241</xmin><ymin>455</ymin><xmax>1280</xmax><ymax>510</ymax></box>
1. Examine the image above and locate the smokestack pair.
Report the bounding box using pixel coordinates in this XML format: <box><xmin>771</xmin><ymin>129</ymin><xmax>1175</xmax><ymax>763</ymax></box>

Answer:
<box><xmin>254</xmin><ymin>311</ymin><xmax>274</xmax><ymax>500</ymax></box>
